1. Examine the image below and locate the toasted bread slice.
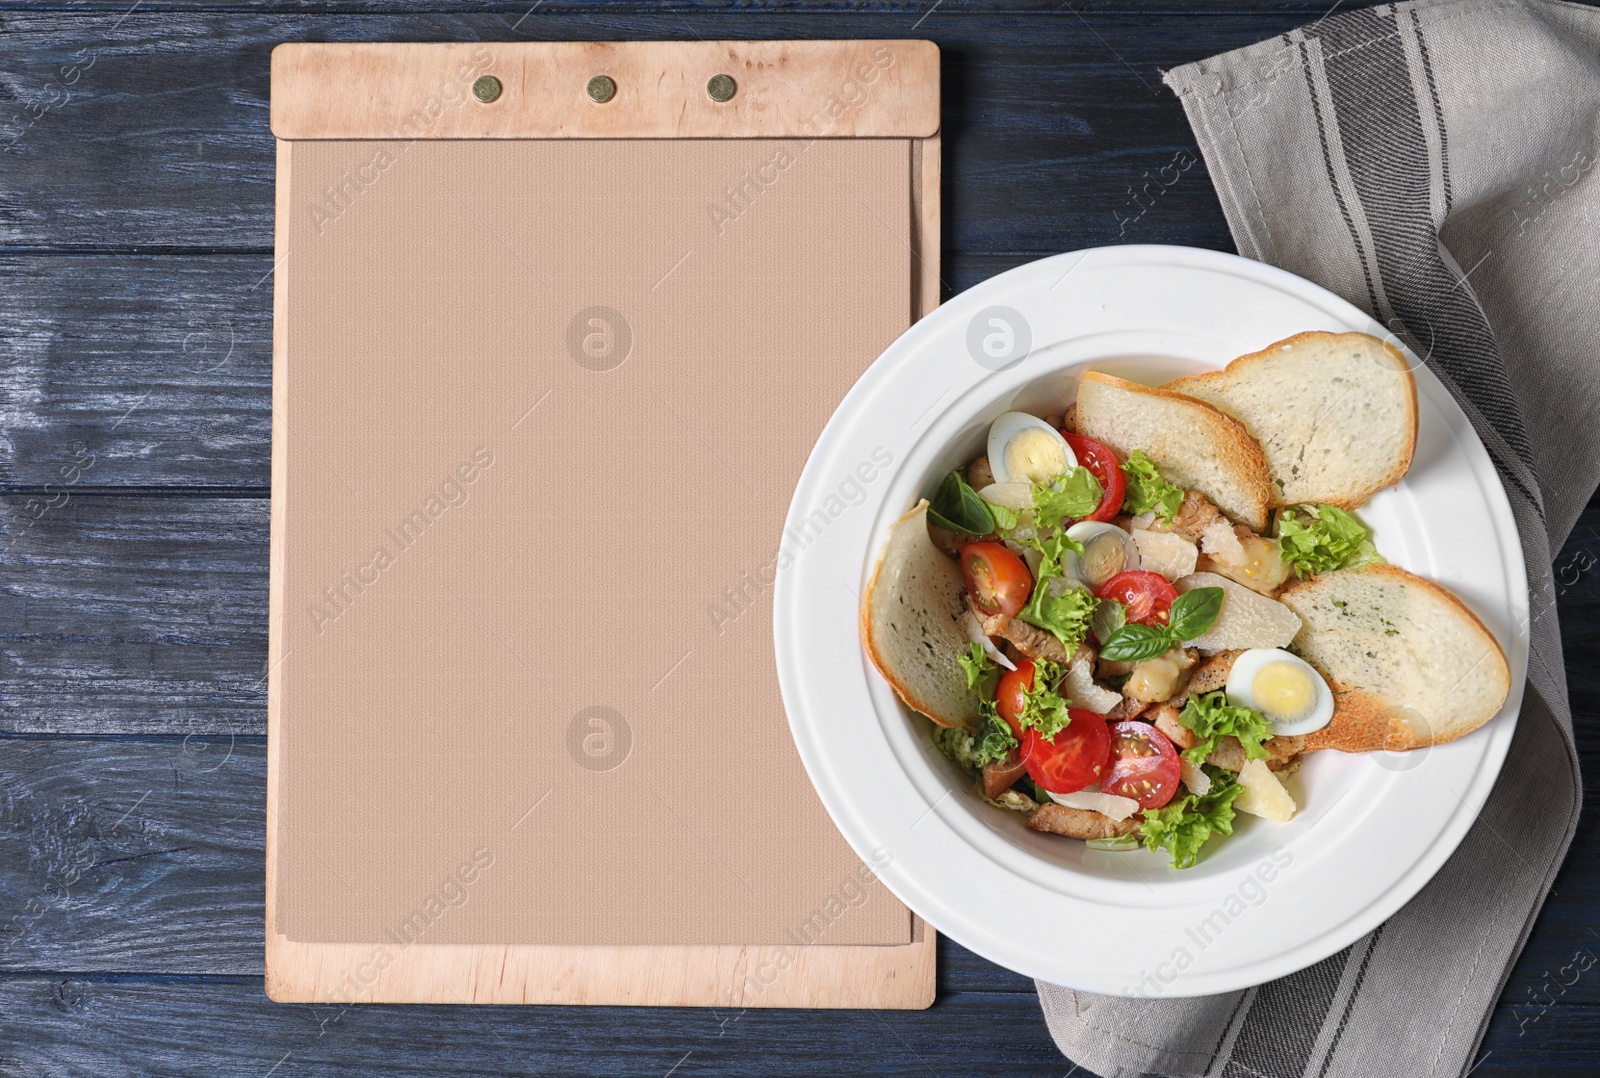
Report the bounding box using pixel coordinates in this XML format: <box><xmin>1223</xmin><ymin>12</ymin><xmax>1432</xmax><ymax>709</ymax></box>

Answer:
<box><xmin>1278</xmin><ymin>564</ymin><xmax>1511</xmax><ymax>752</ymax></box>
<box><xmin>861</xmin><ymin>500</ymin><xmax>981</xmax><ymax>729</ymax></box>
<box><xmin>1075</xmin><ymin>372</ymin><xmax>1273</xmax><ymax>531</ymax></box>
<box><xmin>1164</xmin><ymin>332</ymin><xmax>1417</xmax><ymax>509</ymax></box>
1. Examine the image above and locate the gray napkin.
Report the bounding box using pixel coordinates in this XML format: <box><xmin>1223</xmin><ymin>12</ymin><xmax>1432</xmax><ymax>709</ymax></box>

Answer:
<box><xmin>1036</xmin><ymin>2</ymin><xmax>1597</xmax><ymax>1075</ymax></box>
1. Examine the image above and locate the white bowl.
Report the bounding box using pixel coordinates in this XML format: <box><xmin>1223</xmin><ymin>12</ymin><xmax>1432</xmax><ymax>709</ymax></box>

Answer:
<box><xmin>773</xmin><ymin>246</ymin><xmax>1528</xmax><ymax>996</ymax></box>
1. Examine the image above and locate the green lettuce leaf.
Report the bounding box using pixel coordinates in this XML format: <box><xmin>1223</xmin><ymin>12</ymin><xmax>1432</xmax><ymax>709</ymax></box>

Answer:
<box><xmin>1276</xmin><ymin>503</ymin><xmax>1384</xmax><ymax>577</ymax></box>
<box><xmin>1178</xmin><ymin>690</ymin><xmax>1274</xmax><ymax>765</ymax></box>
<box><xmin>1018</xmin><ymin>582</ymin><xmax>1099</xmax><ymax>657</ymax></box>
<box><xmin>957</xmin><ymin>642</ymin><xmax>1001</xmax><ymax>701</ymax></box>
<box><xmin>987</xmin><ymin>502</ymin><xmax>1021</xmax><ymax>532</ymax></box>
<box><xmin>1031</xmin><ymin>466</ymin><xmax>1104</xmax><ymax>529</ymax></box>
<box><xmin>1016</xmin><ymin>658</ymin><xmax>1072</xmax><ymax>738</ymax></box>
<box><xmin>1121</xmin><ymin>450</ymin><xmax>1184</xmax><ymax>522</ymax></box>
<box><xmin>1138</xmin><ymin>773</ymin><xmax>1244</xmax><ymax>869</ymax></box>
<box><xmin>932</xmin><ymin>710</ymin><xmax>1017</xmax><ymax>771</ymax></box>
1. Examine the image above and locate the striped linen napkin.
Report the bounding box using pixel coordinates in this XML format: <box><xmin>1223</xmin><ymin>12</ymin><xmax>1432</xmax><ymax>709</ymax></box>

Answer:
<box><xmin>1036</xmin><ymin>2</ymin><xmax>1596</xmax><ymax>1075</ymax></box>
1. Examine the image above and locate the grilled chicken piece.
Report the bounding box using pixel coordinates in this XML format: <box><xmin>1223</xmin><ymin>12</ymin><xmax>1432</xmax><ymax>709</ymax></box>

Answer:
<box><xmin>1149</xmin><ymin>698</ymin><xmax>1302</xmax><ymax>771</ymax></box>
<box><xmin>977</xmin><ymin>606</ymin><xmax>1094</xmax><ymax>668</ymax></box>
<box><xmin>1149</xmin><ymin>489</ymin><xmax>1228</xmax><ymax>543</ymax></box>
<box><xmin>981</xmin><ymin>751</ymin><xmax>1029</xmax><ymax>799</ymax></box>
<box><xmin>1027</xmin><ymin>802</ymin><xmax>1138</xmax><ymax>840</ymax></box>
<box><xmin>1104</xmin><ymin>695</ymin><xmax>1152</xmax><ymax>722</ymax></box>
<box><xmin>1149</xmin><ymin>703</ymin><xmax>1196</xmax><ymax>750</ymax></box>
<box><xmin>1207</xmin><ymin>734</ymin><xmax>1305</xmax><ymax>772</ymax></box>
<box><xmin>1170</xmin><ymin>650</ymin><xmax>1242</xmax><ymax>710</ymax></box>
<box><xmin>966</xmin><ymin>455</ymin><xmax>996</xmax><ymax>491</ymax></box>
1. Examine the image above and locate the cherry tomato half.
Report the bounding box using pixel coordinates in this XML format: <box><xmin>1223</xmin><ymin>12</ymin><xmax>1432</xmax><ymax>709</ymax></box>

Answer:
<box><xmin>1063</xmin><ymin>433</ymin><xmax>1126</xmax><ymax>522</ymax></box>
<box><xmin>1101</xmin><ymin>720</ymin><xmax>1181</xmax><ymax>809</ymax></box>
<box><xmin>995</xmin><ymin>659</ymin><xmax>1036</xmax><ymax>739</ymax></box>
<box><xmin>1021</xmin><ymin>710</ymin><xmax>1112</xmax><ymax>794</ymax></box>
<box><xmin>962</xmin><ymin>541</ymin><xmax>1033</xmax><ymax>618</ymax></box>
<box><xmin>1096</xmin><ymin>569</ymin><xmax>1179</xmax><ymax>626</ymax></box>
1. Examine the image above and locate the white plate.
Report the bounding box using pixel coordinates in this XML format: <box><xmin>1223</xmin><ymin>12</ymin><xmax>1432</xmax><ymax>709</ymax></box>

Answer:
<box><xmin>773</xmin><ymin>245</ymin><xmax>1528</xmax><ymax>997</ymax></box>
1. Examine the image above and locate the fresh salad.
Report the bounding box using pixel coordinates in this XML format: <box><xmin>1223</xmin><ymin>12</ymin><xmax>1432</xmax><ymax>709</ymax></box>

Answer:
<box><xmin>904</xmin><ymin>409</ymin><xmax>1378</xmax><ymax>868</ymax></box>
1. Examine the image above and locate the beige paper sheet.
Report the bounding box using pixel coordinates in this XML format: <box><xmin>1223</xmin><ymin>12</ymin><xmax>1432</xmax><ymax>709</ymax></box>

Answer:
<box><xmin>276</xmin><ymin>137</ymin><xmax>914</xmax><ymax>946</ymax></box>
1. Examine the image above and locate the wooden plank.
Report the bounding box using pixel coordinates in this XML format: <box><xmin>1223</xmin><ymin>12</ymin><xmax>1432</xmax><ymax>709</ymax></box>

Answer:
<box><xmin>271</xmin><ymin>40</ymin><xmax>940</xmax><ymax>139</ymax></box>
<box><xmin>0</xmin><ymin>495</ymin><xmax>268</xmax><ymax>735</ymax></box>
<box><xmin>6</xmin><ymin>488</ymin><xmax>1600</xmax><ymax>742</ymax></box>
<box><xmin>3</xmin><ymin>732</ymin><xmax>1600</xmax><ymax>1052</ymax></box>
<box><xmin>0</xmin><ymin>977</ymin><xmax>1070</xmax><ymax>1077</ymax></box>
<box><xmin>0</xmin><ymin>1</ymin><xmax>1440</xmax><ymax>15</ymax></box>
<box><xmin>0</xmin><ymin>735</ymin><xmax>1019</xmax><ymax>997</ymax></box>
<box><xmin>0</xmin><ymin>253</ymin><xmax>1036</xmax><ymax>489</ymax></box>
<box><xmin>0</xmin><ymin>11</ymin><xmax>1250</xmax><ymax>249</ymax></box>
<box><xmin>0</xmin><ymin>254</ymin><xmax>272</xmax><ymax>490</ymax></box>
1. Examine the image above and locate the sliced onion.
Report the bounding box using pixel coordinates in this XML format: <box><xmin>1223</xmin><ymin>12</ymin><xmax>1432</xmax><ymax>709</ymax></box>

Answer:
<box><xmin>1063</xmin><ymin>658</ymin><xmax>1120</xmax><ymax>714</ymax></box>
<box><xmin>961</xmin><ymin>610</ymin><xmax>1016</xmax><ymax>671</ymax></box>
<box><xmin>1179</xmin><ymin>757</ymin><xmax>1211</xmax><ymax>797</ymax></box>
<box><xmin>1009</xmin><ymin>542</ymin><xmax>1043</xmax><ymax>582</ymax></box>
<box><xmin>976</xmin><ymin>481</ymin><xmax>1035</xmax><ymax>511</ymax></box>
<box><xmin>1129</xmin><ymin>512</ymin><xmax>1157</xmax><ymax>531</ymax></box>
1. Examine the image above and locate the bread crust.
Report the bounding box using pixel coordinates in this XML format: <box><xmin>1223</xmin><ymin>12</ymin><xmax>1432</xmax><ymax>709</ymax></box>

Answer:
<box><xmin>1165</xmin><ymin>331</ymin><xmax>1419</xmax><ymax>509</ymax></box>
<box><xmin>1283</xmin><ymin>564</ymin><xmax>1512</xmax><ymax>753</ymax></box>
<box><xmin>1078</xmin><ymin>371</ymin><xmax>1275</xmax><ymax>531</ymax></box>
<box><xmin>860</xmin><ymin>500</ymin><xmax>972</xmax><ymax>729</ymax></box>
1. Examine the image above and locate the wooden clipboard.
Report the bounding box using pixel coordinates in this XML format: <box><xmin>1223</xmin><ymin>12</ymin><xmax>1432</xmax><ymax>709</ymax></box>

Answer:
<box><xmin>267</xmin><ymin>40</ymin><xmax>940</xmax><ymax>1008</ymax></box>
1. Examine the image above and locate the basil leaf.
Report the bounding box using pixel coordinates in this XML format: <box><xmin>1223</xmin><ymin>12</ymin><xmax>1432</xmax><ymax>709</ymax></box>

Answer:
<box><xmin>1097</xmin><ymin>623</ymin><xmax>1173</xmax><ymax>662</ymax></box>
<box><xmin>928</xmin><ymin>469</ymin><xmax>996</xmax><ymax>535</ymax></box>
<box><xmin>1090</xmin><ymin>597</ymin><xmax>1127</xmax><ymax>645</ymax></box>
<box><xmin>1166</xmin><ymin>586</ymin><xmax>1224</xmax><ymax>641</ymax></box>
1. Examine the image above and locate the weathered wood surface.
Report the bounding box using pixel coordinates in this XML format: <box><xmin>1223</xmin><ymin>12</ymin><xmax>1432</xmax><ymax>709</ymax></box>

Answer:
<box><xmin>3</xmin><ymin>2</ymin><xmax>1600</xmax><ymax>1075</ymax></box>
<box><xmin>0</xmin><ymin>11</ymin><xmax>1247</xmax><ymax>251</ymax></box>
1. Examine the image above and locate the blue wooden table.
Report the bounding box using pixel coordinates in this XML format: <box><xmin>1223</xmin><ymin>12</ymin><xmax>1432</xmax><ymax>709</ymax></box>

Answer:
<box><xmin>2</xmin><ymin>3</ymin><xmax>1597</xmax><ymax>1074</ymax></box>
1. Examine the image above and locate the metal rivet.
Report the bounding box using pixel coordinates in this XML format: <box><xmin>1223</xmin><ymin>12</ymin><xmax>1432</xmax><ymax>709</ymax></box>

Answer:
<box><xmin>707</xmin><ymin>74</ymin><xmax>737</xmax><ymax>102</ymax></box>
<box><xmin>472</xmin><ymin>75</ymin><xmax>502</xmax><ymax>103</ymax></box>
<box><xmin>587</xmin><ymin>75</ymin><xmax>616</xmax><ymax>103</ymax></box>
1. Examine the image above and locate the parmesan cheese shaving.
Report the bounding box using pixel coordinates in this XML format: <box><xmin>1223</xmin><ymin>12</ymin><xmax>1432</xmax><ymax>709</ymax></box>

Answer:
<box><xmin>1048</xmin><ymin>789</ymin><xmax>1140</xmax><ymax>821</ymax></box>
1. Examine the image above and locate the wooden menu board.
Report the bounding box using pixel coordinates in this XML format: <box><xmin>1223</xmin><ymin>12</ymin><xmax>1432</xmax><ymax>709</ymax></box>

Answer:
<box><xmin>267</xmin><ymin>40</ymin><xmax>939</xmax><ymax>1007</ymax></box>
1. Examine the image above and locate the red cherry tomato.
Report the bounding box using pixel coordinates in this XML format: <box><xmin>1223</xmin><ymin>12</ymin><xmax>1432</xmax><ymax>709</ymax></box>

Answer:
<box><xmin>1102</xmin><ymin>721</ymin><xmax>1182</xmax><ymax>809</ymax></box>
<box><xmin>962</xmin><ymin>541</ymin><xmax>1033</xmax><ymax>618</ymax></box>
<box><xmin>1096</xmin><ymin>570</ymin><xmax>1179</xmax><ymax>626</ymax></box>
<box><xmin>1021</xmin><ymin>710</ymin><xmax>1112</xmax><ymax>794</ymax></box>
<box><xmin>1063</xmin><ymin>433</ymin><xmax>1126</xmax><ymax>522</ymax></box>
<box><xmin>994</xmin><ymin>659</ymin><xmax>1035</xmax><ymax>739</ymax></box>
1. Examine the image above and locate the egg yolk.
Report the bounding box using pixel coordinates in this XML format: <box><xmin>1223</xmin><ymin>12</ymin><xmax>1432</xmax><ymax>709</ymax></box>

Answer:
<box><xmin>1252</xmin><ymin>662</ymin><xmax>1315</xmax><ymax>722</ymax></box>
<box><xmin>1003</xmin><ymin>429</ymin><xmax>1068</xmax><ymax>484</ymax></box>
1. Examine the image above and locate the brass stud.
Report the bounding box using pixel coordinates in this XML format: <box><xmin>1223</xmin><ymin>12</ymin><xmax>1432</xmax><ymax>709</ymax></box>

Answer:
<box><xmin>587</xmin><ymin>75</ymin><xmax>616</xmax><ymax>103</ymax></box>
<box><xmin>472</xmin><ymin>75</ymin><xmax>502</xmax><ymax>103</ymax></box>
<box><xmin>706</xmin><ymin>73</ymin><xmax>737</xmax><ymax>102</ymax></box>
